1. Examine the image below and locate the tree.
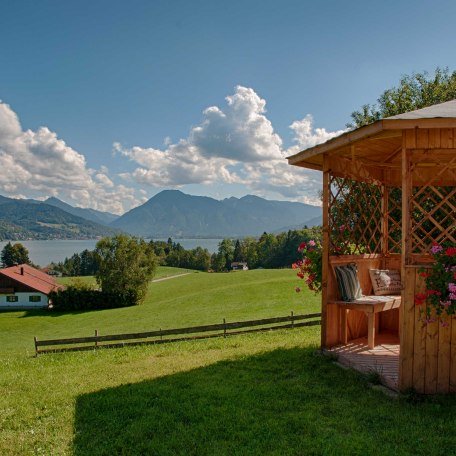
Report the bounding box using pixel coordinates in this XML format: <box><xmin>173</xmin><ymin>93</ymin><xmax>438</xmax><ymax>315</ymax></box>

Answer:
<box><xmin>1</xmin><ymin>242</ymin><xmax>30</xmax><ymax>267</ymax></box>
<box><xmin>348</xmin><ymin>67</ymin><xmax>456</xmax><ymax>128</ymax></box>
<box><xmin>95</xmin><ymin>235</ymin><xmax>157</xmax><ymax>304</ymax></box>
<box><xmin>233</xmin><ymin>240</ymin><xmax>243</xmax><ymax>262</ymax></box>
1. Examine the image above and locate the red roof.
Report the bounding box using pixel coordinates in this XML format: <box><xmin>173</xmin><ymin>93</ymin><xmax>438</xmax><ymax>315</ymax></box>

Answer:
<box><xmin>0</xmin><ymin>264</ymin><xmax>62</xmax><ymax>295</ymax></box>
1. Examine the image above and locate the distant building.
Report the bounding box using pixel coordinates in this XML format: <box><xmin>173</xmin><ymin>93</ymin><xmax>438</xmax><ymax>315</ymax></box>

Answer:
<box><xmin>0</xmin><ymin>264</ymin><xmax>63</xmax><ymax>309</ymax></box>
<box><xmin>231</xmin><ymin>262</ymin><xmax>248</xmax><ymax>271</ymax></box>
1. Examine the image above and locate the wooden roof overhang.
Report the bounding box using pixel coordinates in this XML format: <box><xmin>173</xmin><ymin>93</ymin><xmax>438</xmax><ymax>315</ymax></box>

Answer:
<box><xmin>287</xmin><ymin>117</ymin><xmax>456</xmax><ymax>187</ymax></box>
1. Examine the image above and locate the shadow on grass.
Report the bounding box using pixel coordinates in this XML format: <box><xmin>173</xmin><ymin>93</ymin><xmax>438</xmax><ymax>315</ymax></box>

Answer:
<box><xmin>73</xmin><ymin>347</ymin><xmax>456</xmax><ymax>456</ymax></box>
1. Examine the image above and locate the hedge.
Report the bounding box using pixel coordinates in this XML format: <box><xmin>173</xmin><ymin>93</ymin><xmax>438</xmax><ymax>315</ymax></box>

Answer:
<box><xmin>48</xmin><ymin>287</ymin><xmax>139</xmax><ymax>311</ymax></box>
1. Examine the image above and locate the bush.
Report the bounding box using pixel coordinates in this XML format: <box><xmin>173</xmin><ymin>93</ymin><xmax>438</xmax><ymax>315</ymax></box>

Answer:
<box><xmin>49</xmin><ymin>286</ymin><xmax>138</xmax><ymax>311</ymax></box>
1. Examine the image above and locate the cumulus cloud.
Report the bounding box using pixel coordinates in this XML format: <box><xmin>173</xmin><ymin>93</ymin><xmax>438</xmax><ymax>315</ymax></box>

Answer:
<box><xmin>117</xmin><ymin>86</ymin><xmax>346</xmax><ymax>205</ymax></box>
<box><xmin>0</xmin><ymin>101</ymin><xmax>140</xmax><ymax>214</ymax></box>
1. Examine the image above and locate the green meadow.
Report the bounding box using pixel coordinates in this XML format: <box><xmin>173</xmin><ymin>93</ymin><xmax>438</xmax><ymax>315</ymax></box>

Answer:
<box><xmin>1</xmin><ymin>268</ymin><xmax>455</xmax><ymax>455</ymax></box>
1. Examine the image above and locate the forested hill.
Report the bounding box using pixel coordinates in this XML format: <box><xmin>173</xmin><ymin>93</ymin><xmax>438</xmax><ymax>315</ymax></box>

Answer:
<box><xmin>111</xmin><ymin>190</ymin><xmax>322</xmax><ymax>237</ymax></box>
<box><xmin>0</xmin><ymin>197</ymin><xmax>120</xmax><ymax>240</ymax></box>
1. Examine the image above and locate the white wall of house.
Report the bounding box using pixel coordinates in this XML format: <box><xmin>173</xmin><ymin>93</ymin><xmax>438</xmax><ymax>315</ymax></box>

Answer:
<box><xmin>0</xmin><ymin>292</ymin><xmax>48</xmax><ymax>309</ymax></box>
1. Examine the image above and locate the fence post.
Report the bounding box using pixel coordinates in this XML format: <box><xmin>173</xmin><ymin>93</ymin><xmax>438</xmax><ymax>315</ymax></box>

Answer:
<box><xmin>95</xmin><ymin>330</ymin><xmax>98</xmax><ymax>348</ymax></box>
<box><xmin>34</xmin><ymin>336</ymin><xmax>38</xmax><ymax>357</ymax></box>
<box><xmin>291</xmin><ymin>311</ymin><xmax>294</xmax><ymax>329</ymax></box>
<box><xmin>223</xmin><ymin>318</ymin><xmax>227</xmax><ymax>338</ymax></box>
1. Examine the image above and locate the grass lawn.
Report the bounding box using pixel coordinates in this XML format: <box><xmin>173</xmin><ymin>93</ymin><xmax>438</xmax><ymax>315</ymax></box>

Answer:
<box><xmin>0</xmin><ymin>268</ymin><xmax>318</xmax><ymax>356</ymax></box>
<box><xmin>1</xmin><ymin>268</ymin><xmax>455</xmax><ymax>455</ymax></box>
<box><xmin>1</xmin><ymin>328</ymin><xmax>456</xmax><ymax>455</ymax></box>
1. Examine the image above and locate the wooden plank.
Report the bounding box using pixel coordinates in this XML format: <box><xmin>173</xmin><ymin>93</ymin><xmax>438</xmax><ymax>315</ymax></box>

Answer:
<box><xmin>424</xmin><ymin>312</ymin><xmax>439</xmax><ymax>394</ymax></box>
<box><xmin>412</xmin><ymin>270</ymin><xmax>427</xmax><ymax>393</ymax></box>
<box><xmin>404</xmin><ymin>129</ymin><xmax>416</xmax><ymax>149</ymax></box>
<box><xmin>321</xmin><ymin>154</ymin><xmax>330</xmax><ymax>348</ymax></box>
<box><xmin>437</xmin><ymin>316</ymin><xmax>451</xmax><ymax>393</ymax></box>
<box><xmin>450</xmin><ymin>316</ymin><xmax>456</xmax><ymax>393</ymax></box>
<box><xmin>416</xmin><ymin>129</ymin><xmax>429</xmax><ymax>149</ymax></box>
<box><xmin>428</xmin><ymin>129</ymin><xmax>441</xmax><ymax>148</ymax></box>
<box><xmin>340</xmin><ymin>307</ymin><xmax>348</xmax><ymax>344</ymax></box>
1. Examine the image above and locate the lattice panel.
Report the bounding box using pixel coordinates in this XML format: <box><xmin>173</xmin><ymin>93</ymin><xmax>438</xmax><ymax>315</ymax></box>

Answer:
<box><xmin>328</xmin><ymin>176</ymin><xmax>383</xmax><ymax>255</ymax></box>
<box><xmin>387</xmin><ymin>187</ymin><xmax>402</xmax><ymax>254</ymax></box>
<box><xmin>410</xmin><ymin>154</ymin><xmax>456</xmax><ymax>254</ymax></box>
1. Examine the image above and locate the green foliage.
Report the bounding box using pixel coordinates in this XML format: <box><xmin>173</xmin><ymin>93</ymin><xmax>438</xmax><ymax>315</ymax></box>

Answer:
<box><xmin>0</xmin><ymin>242</ymin><xmax>30</xmax><ymax>267</ymax></box>
<box><xmin>49</xmin><ymin>285</ymin><xmax>138</xmax><ymax>311</ymax></box>
<box><xmin>348</xmin><ymin>67</ymin><xmax>456</xmax><ymax>128</ymax></box>
<box><xmin>95</xmin><ymin>235</ymin><xmax>157</xmax><ymax>304</ymax></box>
<box><xmin>212</xmin><ymin>227</ymin><xmax>322</xmax><ymax>271</ymax></box>
<box><xmin>52</xmin><ymin>249</ymin><xmax>99</xmax><ymax>276</ymax></box>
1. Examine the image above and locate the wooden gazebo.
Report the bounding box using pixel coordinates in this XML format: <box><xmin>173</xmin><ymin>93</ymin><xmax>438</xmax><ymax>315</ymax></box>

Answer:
<box><xmin>288</xmin><ymin>100</ymin><xmax>456</xmax><ymax>393</ymax></box>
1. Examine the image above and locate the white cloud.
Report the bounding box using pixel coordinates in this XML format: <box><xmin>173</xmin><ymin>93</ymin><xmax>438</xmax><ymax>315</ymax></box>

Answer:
<box><xmin>0</xmin><ymin>101</ymin><xmax>141</xmax><ymax>214</ymax></box>
<box><xmin>117</xmin><ymin>86</ymin><xmax>345</xmax><ymax>204</ymax></box>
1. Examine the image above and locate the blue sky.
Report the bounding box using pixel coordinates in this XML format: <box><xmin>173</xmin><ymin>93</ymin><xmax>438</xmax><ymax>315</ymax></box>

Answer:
<box><xmin>0</xmin><ymin>0</ymin><xmax>455</xmax><ymax>213</ymax></box>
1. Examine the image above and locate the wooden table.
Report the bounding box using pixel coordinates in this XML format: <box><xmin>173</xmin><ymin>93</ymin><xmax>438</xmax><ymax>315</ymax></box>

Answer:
<box><xmin>330</xmin><ymin>295</ymin><xmax>401</xmax><ymax>349</ymax></box>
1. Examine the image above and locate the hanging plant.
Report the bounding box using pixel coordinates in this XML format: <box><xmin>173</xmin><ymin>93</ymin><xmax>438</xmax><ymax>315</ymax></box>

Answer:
<box><xmin>293</xmin><ymin>240</ymin><xmax>322</xmax><ymax>294</ymax></box>
<box><xmin>414</xmin><ymin>243</ymin><xmax>456</xmax><ymax>325</ymax></box>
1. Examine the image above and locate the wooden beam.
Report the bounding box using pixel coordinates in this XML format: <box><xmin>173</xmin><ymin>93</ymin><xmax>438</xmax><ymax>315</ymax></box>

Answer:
<box><xmin>321</xmin><ymin>154</ymin><xmax>330</xmax><ymax>349</ymax></box>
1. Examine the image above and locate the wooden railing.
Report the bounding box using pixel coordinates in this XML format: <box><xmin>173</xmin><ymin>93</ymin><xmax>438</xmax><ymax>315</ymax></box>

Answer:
<box><xmin>34</xmin><ymin>312</ymin><xmax>321</xmax><ymax>355</ymax></box>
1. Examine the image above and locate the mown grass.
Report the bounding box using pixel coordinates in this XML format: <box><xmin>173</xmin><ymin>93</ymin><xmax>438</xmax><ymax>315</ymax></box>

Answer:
<box><xmin>1</xmin><ymin>268</ymin><xmax>455</xmax><ymax>455</ymax></box>
<box><xmin>0</xmin><ymin>268</ymin><xmax>317</xmax><ymax>356</ymax></box>
<box><xmin>1</xmin><ymin>328</ymin><xmax>456</xmax><ymax>455</ymax></box>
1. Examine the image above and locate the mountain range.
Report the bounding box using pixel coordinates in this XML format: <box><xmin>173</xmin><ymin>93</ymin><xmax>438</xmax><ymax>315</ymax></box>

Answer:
<box><xmin>0</xmin><ymin>190</ymin><xmax>322</xmax><ymax>240</ymax></box>
<box><xmin>111</xmin><ymin>190</ymin><xmax>322</xmax><ymax>237</ymax></box>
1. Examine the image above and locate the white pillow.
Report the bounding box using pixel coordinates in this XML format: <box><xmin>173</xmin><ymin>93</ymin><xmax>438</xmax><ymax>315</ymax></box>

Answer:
<box><xmin>369</xmin><ymin>269</ymin><xmax>402</xmax><ymax>295</ymax></box>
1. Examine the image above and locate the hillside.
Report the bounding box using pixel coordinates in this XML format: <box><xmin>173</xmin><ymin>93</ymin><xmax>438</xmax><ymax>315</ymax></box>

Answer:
<box><xmin>0</xmin><ymin>197</ymin><xmax>120</xmax><ymax>240</ymax></box>
<box><xmin>45</xmin><ymin>197</ymin><xmax>119</xmax><ymax>225</ymax></box>
<box><xmin>111</xmin><ymin>190</ymin><xmax>321</xmax><ymax>237</ymax></box>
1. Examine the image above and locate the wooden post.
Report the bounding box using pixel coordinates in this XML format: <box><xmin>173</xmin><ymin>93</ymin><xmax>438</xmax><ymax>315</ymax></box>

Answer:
<box><xmin>367</xmin><ymin>313</ymin><xmax>375</xmax><ymax>350</ymax></box>
<box><xmin>34</xmin><ymin>336</ymin><xmax>38</xmax><ymax>357</ymax></box>
<box><xmin>399</xmin><ymin>139</ymin><xmax>415</xmax><ymax>391</ymax></box>
<box><xmin>321</xmin><ymin>153</ymin><xmax>330</xmax><ymax>349</ymax></box>
<box><xmin>95</xmin><ymin>330</ymin><xmax>98</xmax><ymax>348</ymax></box>
<box><xmin>223</xmin><ymin>318</ymin><xmax>227</xmax><ymax>338</ymax></box>
<box><xmin>291</xmin><ymin>311</ymin><xmax>294</xmax><ymax>329</ymax></box>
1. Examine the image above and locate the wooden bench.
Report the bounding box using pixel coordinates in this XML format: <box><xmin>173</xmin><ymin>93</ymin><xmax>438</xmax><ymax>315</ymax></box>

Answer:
<box><xmin>329</xmin><ymin>295</ymin><xmax>401</xmax><ymax>349</ymax></box>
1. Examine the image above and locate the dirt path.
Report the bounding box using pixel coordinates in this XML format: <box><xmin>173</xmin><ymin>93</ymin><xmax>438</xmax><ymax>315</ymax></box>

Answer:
<box><xmin>151</xmin><ymin>272</ymin><xmax>191</xmax><ymax>283</ymax></box>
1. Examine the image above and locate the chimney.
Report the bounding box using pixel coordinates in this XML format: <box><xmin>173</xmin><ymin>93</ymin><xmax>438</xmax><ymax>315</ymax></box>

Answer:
<box><xmin>20</xmin><ymin>266</ymin><xmax>24</xmax><ymax>275</ymax></box>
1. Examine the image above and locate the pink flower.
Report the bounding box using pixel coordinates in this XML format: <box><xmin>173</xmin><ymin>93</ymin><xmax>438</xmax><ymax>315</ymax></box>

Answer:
<box><xmin>430</xmin><ymin>243</ymin><xmax>443</xmax><ymax>254</ymax></box>
<box><xmin>339</xmin><ymin>225</ymin><xmax>346</xmax><ymax>232</ymax></box>
<box><xmin>448</xmin><ymin>283</ymin><xmax>456</xmax><ymax>294</ymax></box>
<box><xmin>308</xmin><ymin>240</ymin><xmax>316</xmax><ymax>247</ymax></box>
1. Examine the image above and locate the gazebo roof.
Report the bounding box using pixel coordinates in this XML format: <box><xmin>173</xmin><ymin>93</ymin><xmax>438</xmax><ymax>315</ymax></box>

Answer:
<box><xmin>387</xmin><ymin>99</ymin><xmax>456</xmax><ymax>119</ymax></box>
<box><xmin>287</xmin><ymin>99</ymin><xmax>456</xmax><ymax>171</ymax></box>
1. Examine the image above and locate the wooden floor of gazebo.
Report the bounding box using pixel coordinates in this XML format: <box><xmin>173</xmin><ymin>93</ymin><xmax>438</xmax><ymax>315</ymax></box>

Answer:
<box><xmin>326</xmin><ymin>332</ymin><xmax>400</xmax><ymax>391</ymax></box>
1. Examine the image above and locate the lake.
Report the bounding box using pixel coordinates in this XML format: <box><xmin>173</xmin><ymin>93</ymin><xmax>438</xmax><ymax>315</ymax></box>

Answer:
<box><xmin>0</xmin><ymin>239</ymin><xmax>224</xmax><ymax>266</ymax></box>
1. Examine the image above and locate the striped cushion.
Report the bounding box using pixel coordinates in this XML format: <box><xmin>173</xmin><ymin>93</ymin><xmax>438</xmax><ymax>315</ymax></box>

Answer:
<box><xmin>334</xmin><ymin>264</ymin><xmax>363</xmax><ymax>302</ymax></box>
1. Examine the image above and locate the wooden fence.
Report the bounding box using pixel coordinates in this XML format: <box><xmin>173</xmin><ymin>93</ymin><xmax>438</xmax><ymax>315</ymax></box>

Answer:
<box><xmin>34</xmin><ymin>312</ymin><xmax>321</xmax><ymax>355</ymax></box>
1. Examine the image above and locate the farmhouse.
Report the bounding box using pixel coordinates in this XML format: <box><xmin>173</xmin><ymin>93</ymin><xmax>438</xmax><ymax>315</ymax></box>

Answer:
<box><xmin>231</xmin><ymin>262</ymin><xmax>248</xmax><ymax>271</ymax></box>
<box><xmin>0</xmin><ymin>264</ymin><xmax>62</xmax><ymax>309</ymax></box>
<box><xmin>288</xmin><ymin>100</ymin><xmax>456</xmax><ymax>393</ymax></box>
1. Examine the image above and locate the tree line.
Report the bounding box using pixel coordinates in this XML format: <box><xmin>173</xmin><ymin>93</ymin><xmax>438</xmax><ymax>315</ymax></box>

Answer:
<box><xmin>50</xmin><ymin>227</ymin><xmax>322</xmax><ymax>276</ymax></box>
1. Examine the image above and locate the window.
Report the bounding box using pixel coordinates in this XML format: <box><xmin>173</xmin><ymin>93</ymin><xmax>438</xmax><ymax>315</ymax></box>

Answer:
<box><xmin>29</xmin><ymin>295</ymin><xmax>42</xmax><ymax>302</ymax></box>
<box><xmin>6</xmin><ymin>296</ymin><xmax>18</xmax><ymax>302</ymax></box>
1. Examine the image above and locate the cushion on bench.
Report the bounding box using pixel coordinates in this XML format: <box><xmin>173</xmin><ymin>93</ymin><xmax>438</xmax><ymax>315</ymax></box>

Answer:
<box><xmin>369</xmin><ymin>269</ymin><xmax>402</xmax><ymax>296</ymax></box>
<box><xmin>334</xmin><ymin>263</ymin><xmax>362</xmax><ymax>302</ymax></box>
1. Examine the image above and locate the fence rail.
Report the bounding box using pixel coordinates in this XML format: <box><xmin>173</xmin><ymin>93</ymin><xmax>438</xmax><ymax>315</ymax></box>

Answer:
<box><xmin>34</xmin><ymin>312</ymin><xmax>321</xmax><ymax>355</ymax></box>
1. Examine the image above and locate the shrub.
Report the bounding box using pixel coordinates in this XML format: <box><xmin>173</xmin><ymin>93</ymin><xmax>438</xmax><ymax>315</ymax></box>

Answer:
<box><xmin>48</xmin><ymin>286</ymin><xmax>138</xmax><ymax>311</ymax></box>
